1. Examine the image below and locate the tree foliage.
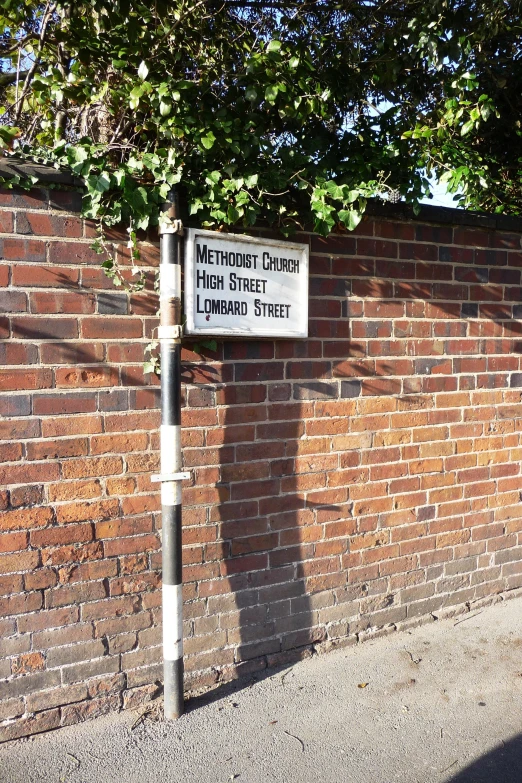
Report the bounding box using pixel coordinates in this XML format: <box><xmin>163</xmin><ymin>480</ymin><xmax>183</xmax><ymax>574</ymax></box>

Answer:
<box><xmin>0</xmin><ymin>0</ymin><xmax>521</xmax><ymax>236</ymax></box>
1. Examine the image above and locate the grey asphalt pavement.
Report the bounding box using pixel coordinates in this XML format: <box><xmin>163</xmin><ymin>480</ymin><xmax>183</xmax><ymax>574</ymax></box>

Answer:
<box><xmin>2</xmin><ymin>594</ymin><xmax>522</xmax><ymax>783</ymax></box>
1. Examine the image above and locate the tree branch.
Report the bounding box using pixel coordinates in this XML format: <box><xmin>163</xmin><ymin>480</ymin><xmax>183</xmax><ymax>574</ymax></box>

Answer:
<box><xmin>0</xmin><ymin>70</ymin><xmax>30</xmax><ymax>87</ymax></box>
<box><xmin>13</xmin><ymin>2</ymin><xmax>56</xmax><ymax>125</ymax></box>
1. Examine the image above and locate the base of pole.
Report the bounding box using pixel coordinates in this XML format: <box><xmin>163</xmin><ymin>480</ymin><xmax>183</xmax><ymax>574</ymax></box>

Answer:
<box><xmin>164</xmin><ymin>657</ymin><xmax>184</xmax><ymax>719</ymax></box>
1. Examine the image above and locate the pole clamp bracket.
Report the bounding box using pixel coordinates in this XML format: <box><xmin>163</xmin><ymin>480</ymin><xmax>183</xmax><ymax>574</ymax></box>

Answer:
<box><xmin>159</xmin><ymin>218</ymin><xmax>184</xmax><ymax>236</ymax></box>
<box><xmin>151</xmin><ymin>472</ymin><xmax>191</xmax><ymax>483</ymax></box>
<box><xmin>158</xmin><ymin>324</ymin><xmax>184</xmax><ymax>340</ymax></box>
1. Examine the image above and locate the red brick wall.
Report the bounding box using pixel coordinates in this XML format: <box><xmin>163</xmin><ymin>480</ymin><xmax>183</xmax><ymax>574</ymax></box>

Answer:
<box><xmin>2</xmin><ymin>185</ymin><xmax>522</xmax><ymax>741</ymax></box>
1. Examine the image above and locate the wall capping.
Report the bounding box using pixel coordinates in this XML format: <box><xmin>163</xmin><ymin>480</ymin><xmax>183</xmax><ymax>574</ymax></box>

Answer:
<box><xmin>0</xmin><ymin>156</ymin><xmax>82</xmax><ymax>188</ymax></box>
<box><xmin>1</xmin><ymin>157</ymin><xmax>522</xmax><ymax>233</ymax></box>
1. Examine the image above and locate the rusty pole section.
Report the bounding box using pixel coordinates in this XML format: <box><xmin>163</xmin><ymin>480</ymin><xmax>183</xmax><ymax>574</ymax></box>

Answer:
<box><xmin>151</xmin><ymin>188</ymin><xmax>189</xmax><ymax>720</ymax></box>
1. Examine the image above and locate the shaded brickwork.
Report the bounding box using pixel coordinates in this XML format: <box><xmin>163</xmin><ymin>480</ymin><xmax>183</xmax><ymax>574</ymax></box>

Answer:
<box><xmin>2</xmin><ymin>184</ymin><xmax>522</xmax><ymax>741</ymax></box>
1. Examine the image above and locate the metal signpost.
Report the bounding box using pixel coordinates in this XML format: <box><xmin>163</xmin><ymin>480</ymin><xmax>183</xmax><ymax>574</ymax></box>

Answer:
<box><xmin>155</xmin><ymin>209</ymin><xmax>309</xmax><ymax>719</ymax></box>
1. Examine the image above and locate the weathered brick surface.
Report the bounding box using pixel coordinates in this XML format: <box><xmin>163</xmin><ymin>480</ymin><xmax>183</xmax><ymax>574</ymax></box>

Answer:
<box><xmin>2</xmin><ymin>186</ymin><xmax>522</xmax><ymax>740</ymax></box>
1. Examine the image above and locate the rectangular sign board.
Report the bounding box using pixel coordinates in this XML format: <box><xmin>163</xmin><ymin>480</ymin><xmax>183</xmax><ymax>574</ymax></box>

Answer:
<box><xmin>184</xmin><ymin>229</ymin><xmax>309</xmax><ymax>338</ymax></box>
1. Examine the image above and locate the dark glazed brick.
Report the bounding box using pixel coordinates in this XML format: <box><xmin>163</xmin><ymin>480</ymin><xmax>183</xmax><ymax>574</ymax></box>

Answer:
<box><xmin>417</xmin><ymin>505</ymin><xmax>436</xmax><ymax>522</ymax></box>
<box><xmin>234</xmin><ymin>363</ymin><xmax>283</xmax><ymax>383</ymax></box>
<box><xmin>341</xmin><ymin>300</ymin><xmax>363</xmax><ymax>318</ymax></box>
<box><xmin>0</xmin><ymin>187</ymin><xmax>49</xmax><ymax>210</ymax></box>
<box><xmin>475</xmin><ymin>249</ymin><xmax>507</xmax><ymax>267</ymax></box>
<box><xmin>224</xmin><ymin>342</ymin><xmax>274</xmax><ymax>361</ymax></box>
<box><xmin>99</xmin><ymin>390</ymin><xmax>129</xmax><ymax>411</ymax></box>
<box><xmin>129</xmin><ymin>388</ymin><xmax>160</xmax><ymax>410</ymax></box>
<box><xmin>489</xmin><ymin>268</ymin><xmax>521</xmax><ymax>285</ymax></box>
<box><xmin>415</xmin><ymin>225</ymin><xmax>453</xmax><ymax>244</ymax></box>
<box><xmin>293</xmin><ymin>382</ymin><xmax>338</xmax><ymax>400</ymax></box>
<box><xmin>310</xmin><ymin>234</ymin><xmax>356</xmax><ymax>255</ymax></box>
<box><xmin>33</xmin><ymin>392</ymin><xmax>97</xmax><ymax>415</ymax></box>
<box><xmin>309</xmin><ymin>277</ymin><xmax>351</xmax><ymax>297</ymax></box>
<box><xmin>97</xmin><ymin>293</ymin><xmax>129</xmax><ymax>315</ymax></box>
<box><xmin>510</xmin><ymin>373</ymin><xmax>522</xmax><ymax>387</ymax></box>
<box><xmin>48</xmin><ymin>189</ymin><xmax>83</xmax><ymax>212</ymax></box>
<box><xmin>9</xmin><ymin>485</ymin><xmax>44</xmax><ymax>508</ymax></box>
<box><xmin>513</xmin><ymin>305</ymin><xmax>522</xmax><ymax>319</ymax></box>
<box><xmin>11</xmin><ymin>317</ymin><xmax>78</xmax><ymax>340</ymax></box>
<box><xmin>340</xmin><ymin>380</ymin><xmax>362</xmax><ymax>398</ymax></box>
<box><xmin>268</xmin><ymin>384</ymin><xmax>291</xmax><ymax>401</ymax></box>
<box><xmin>1</xmin><ymin>238</ymin><xmax>46</xmax><ymax>263</ymax></box>
<box><xmin>439</xmin><ymin>246</ymin><xmax>452</xmax><ymax>263</ymax></box>
<box><xmin>455</xmin><ymin>267</ymin><xmax>488</xmax><ymax>284</ymax></box>
<box><xmin>0</xmin><ymin>292</ymin><xmax>27</xmax><ymax>313</ymax></box>
<box><xmin>0</xmin><ymin>395</ymin><xmax>31</xmax><ymax>416</ymax></box>
<box><xmin>187</xmin><ymin>387</ymin><xmax>215</xmax><ymax>407</ymax></box>
<box><xmin>461</xmin><ymin>303</ymin><xmax>479</xmax><ymax>318</ymax></box>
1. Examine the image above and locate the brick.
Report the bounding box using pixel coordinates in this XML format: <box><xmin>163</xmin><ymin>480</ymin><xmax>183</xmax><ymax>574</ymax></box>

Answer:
<box><xmin>61</xmin><ymin>456</ymin><xmax>123</xmax><ymax>479</ymax></box>
<box><xmin>11</xmin><ymin>652</ymin><xmax>45</xmax><ymax>674</ymax></box>
<box><xmin>24</xmin><ymin>568</ymin><xmax>58</xmax><ymax>590</ymax></box>
<box><xmin>0</xmin><ymin>591</ymin><xmax>42</xmax><ymax>617</ymax></box>
<box><xmin>61</xmin><ymin>656</ymin><xmax>120</xmax><ymax>684</ymax></box>
<box><xmin>11</xmin><ymin>316</ymin><xmax>78</xmax><ymax>339</ymax></box>
<box><xmin>32</xmin><ymin>623</ymin><xmax>93</xmax><ymax>650</ymax></box>
<box><xmin>46</xmin><ymin>580</ymin><xmax>108</xmax><ymax>609</ymax></box>
<box><xmin>0</xmin><ymin>290</ymin><xmax>27</xmax><ymax>313</ymax></box>
<box><xmin>9</xmin><ymin>484</ymin><xmax>44</xmax><ymax>508</ymax></box>
<box><xmin>55</xmin><ymin>499</ymin><xmax>119</xmax><ymax>524</ymax></box>
<box><xmin>16</xmin><ymin>212</ymin><xmax>81</xmax><ymax>237</ymax></box>
<box><xmin>81</xmin><ymin>595</ymin><xmax>141</xmax><ymax>622</ymax></box>
<box><xmin>31</xmin><ymin>523</ymin><xmax>93</xmax><ymax>548</ymax></box>
<box><xmin>90</xmin><ymin>432</ymin><xmax>148</xmax><ymax>455</ymax></box>
<box><xmin>48</xmin><ymin>240</ymin><xmax>100</xmax><ymax>264</ymax></box>
<box><xmin>47</xmin><ymin>639</ymin><xmax>106</xmax><ymax>667</ymax></box>
<box><xmin>81</xmin><ymin>317</ymin><xmax>143</xmax><ymax>339</ymax></box>
<box><xmin>1</xmin><ymin>505</ymin><xmax>53</xmax><ymax>532</ymax></box>
<box><xmin>103</xmin><ymin>533</ymin><xmax>159</xmax><ymax>558</ymax></box>
<box><xmin>26</xmin><ymin>683</ymin><xmax>88</xmax><ymax>713</ymax></box>
<box><xmin>55</xmin><ymin>366</ymin><xmax>118</xmax><ymax>388</ymax></box>
<box><xmin>0</xmin><ymin>531</ymin><xmax>28</xmax><ymax>553</ymax></box>
<box><xmin>0</xmin><ymin>367</ymin><xmax>52</xmax><ymax>391</ymax></box>
<box><xmin>12</xmin><ymin>264</ymin><xmax>79</xmax><ymax>287</ymax></box>
<box><xmin>26</xmin><ymin>438</ymin><xmax>89</xmax><ymax>461</ymax></box>
<box><xmin>30</xmin><ymin>291</ymin><xmax>95</xmax><ymax>314</ymax></box>
<box><xmin>40</xmin><ymin>342</ymin><xmax>105</xmax><ymax>364</ymax></box>
<box><xmin>41</xmin><ymin>414</ymin><xmax>103</xmax><ymax>437</ymax></box>
<box><xmin>0</xmin><ymin>394</ymin><xmax>32</xmax><ymax>417</ymax></box>
<box><xmin>0</xmin><ymin>550</ymin><xmax>39</xmax><ymax>573</ymax></box>
<box><xmin>0</xmin><ymin>707</ymin><xmax>60</xmax><ymax>743</ymax></box>
<box><xmin>0</xmin><ymin>698</ymin><xmax>25</xmax><ymax>722</ymax></box>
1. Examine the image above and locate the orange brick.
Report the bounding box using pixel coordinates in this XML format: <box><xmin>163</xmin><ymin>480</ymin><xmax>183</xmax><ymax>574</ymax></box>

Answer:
<box><xmin>1</xmin><ymin>507</ymin><xmax>53</xmax><ymax>532</ymax></box>
<box><xmin>61</xmin><ymin>456</ymin><xmax>123</xmax><ymax>480</ymax></box>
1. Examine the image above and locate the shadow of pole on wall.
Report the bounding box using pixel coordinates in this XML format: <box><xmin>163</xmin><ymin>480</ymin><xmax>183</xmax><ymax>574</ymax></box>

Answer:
<box><xmin>215</xmin><ymin>341</ymin><xmax>353</xmax><ymax>691</ymax></box>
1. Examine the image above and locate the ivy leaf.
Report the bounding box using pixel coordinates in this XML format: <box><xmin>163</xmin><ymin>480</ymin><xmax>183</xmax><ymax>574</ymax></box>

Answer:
<box><xmin>201</xmin><ymin>131</ymin><xmax>216</xmax><ymax>150</ymax></box>
<box><xmin>138</xmin><ymin>61</ymin><xmax>149</xmax><ymax>80</ymax></box>
<box><xmin>461</xmin><ymin>120</ymin><xmax>474</xmax><ymax>136</ymax></box>
<box><xmin>265</xmin><ymin>85</ymin><xmax>279</xmax><ymax>103</ymax></box>
<box><xmin>267</xmin><ymin>40</ymin><xmax>282</xmax><ymax>53</ymax></box>
<box><xmin>87</xmin><ymin>172</ymin><xmax>111</xmax><ymax>193</ymax></box>
<box><xmin>227</xmin><ymin>205</ymin><xmax>240</xmax><ymax>222</ymax></box>
<box><xmin>338</xmin><ymin>208</ymin><xmax>362</xmax><ymax>231</ymax></box>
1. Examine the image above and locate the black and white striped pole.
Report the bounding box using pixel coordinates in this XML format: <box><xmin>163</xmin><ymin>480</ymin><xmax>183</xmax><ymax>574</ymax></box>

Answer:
<box><xmin>151</xmin><ymin>189</ymin><xmax>189</xmax><ymax>720</ymax></box>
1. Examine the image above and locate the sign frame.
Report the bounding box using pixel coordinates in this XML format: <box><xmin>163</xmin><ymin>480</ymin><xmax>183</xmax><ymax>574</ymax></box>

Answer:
<box><xmin>184</xmin><ymin>228</ymin><xmax>309</xmax><ymax>338</ymax></box>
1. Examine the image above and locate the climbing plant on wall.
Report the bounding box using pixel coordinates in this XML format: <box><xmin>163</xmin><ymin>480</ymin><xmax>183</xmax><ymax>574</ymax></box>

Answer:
<box><xmin>0</xmin><ymin>0</ymin><xmax>520</xmax><ymax>238</ymax></box>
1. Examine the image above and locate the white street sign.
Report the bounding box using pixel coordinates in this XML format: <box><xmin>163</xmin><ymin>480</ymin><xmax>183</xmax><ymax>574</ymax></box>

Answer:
<box><xmin>184</xmin><ymin>228</ymin><xmax>309</xmax><ymax>338</ymax></box>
